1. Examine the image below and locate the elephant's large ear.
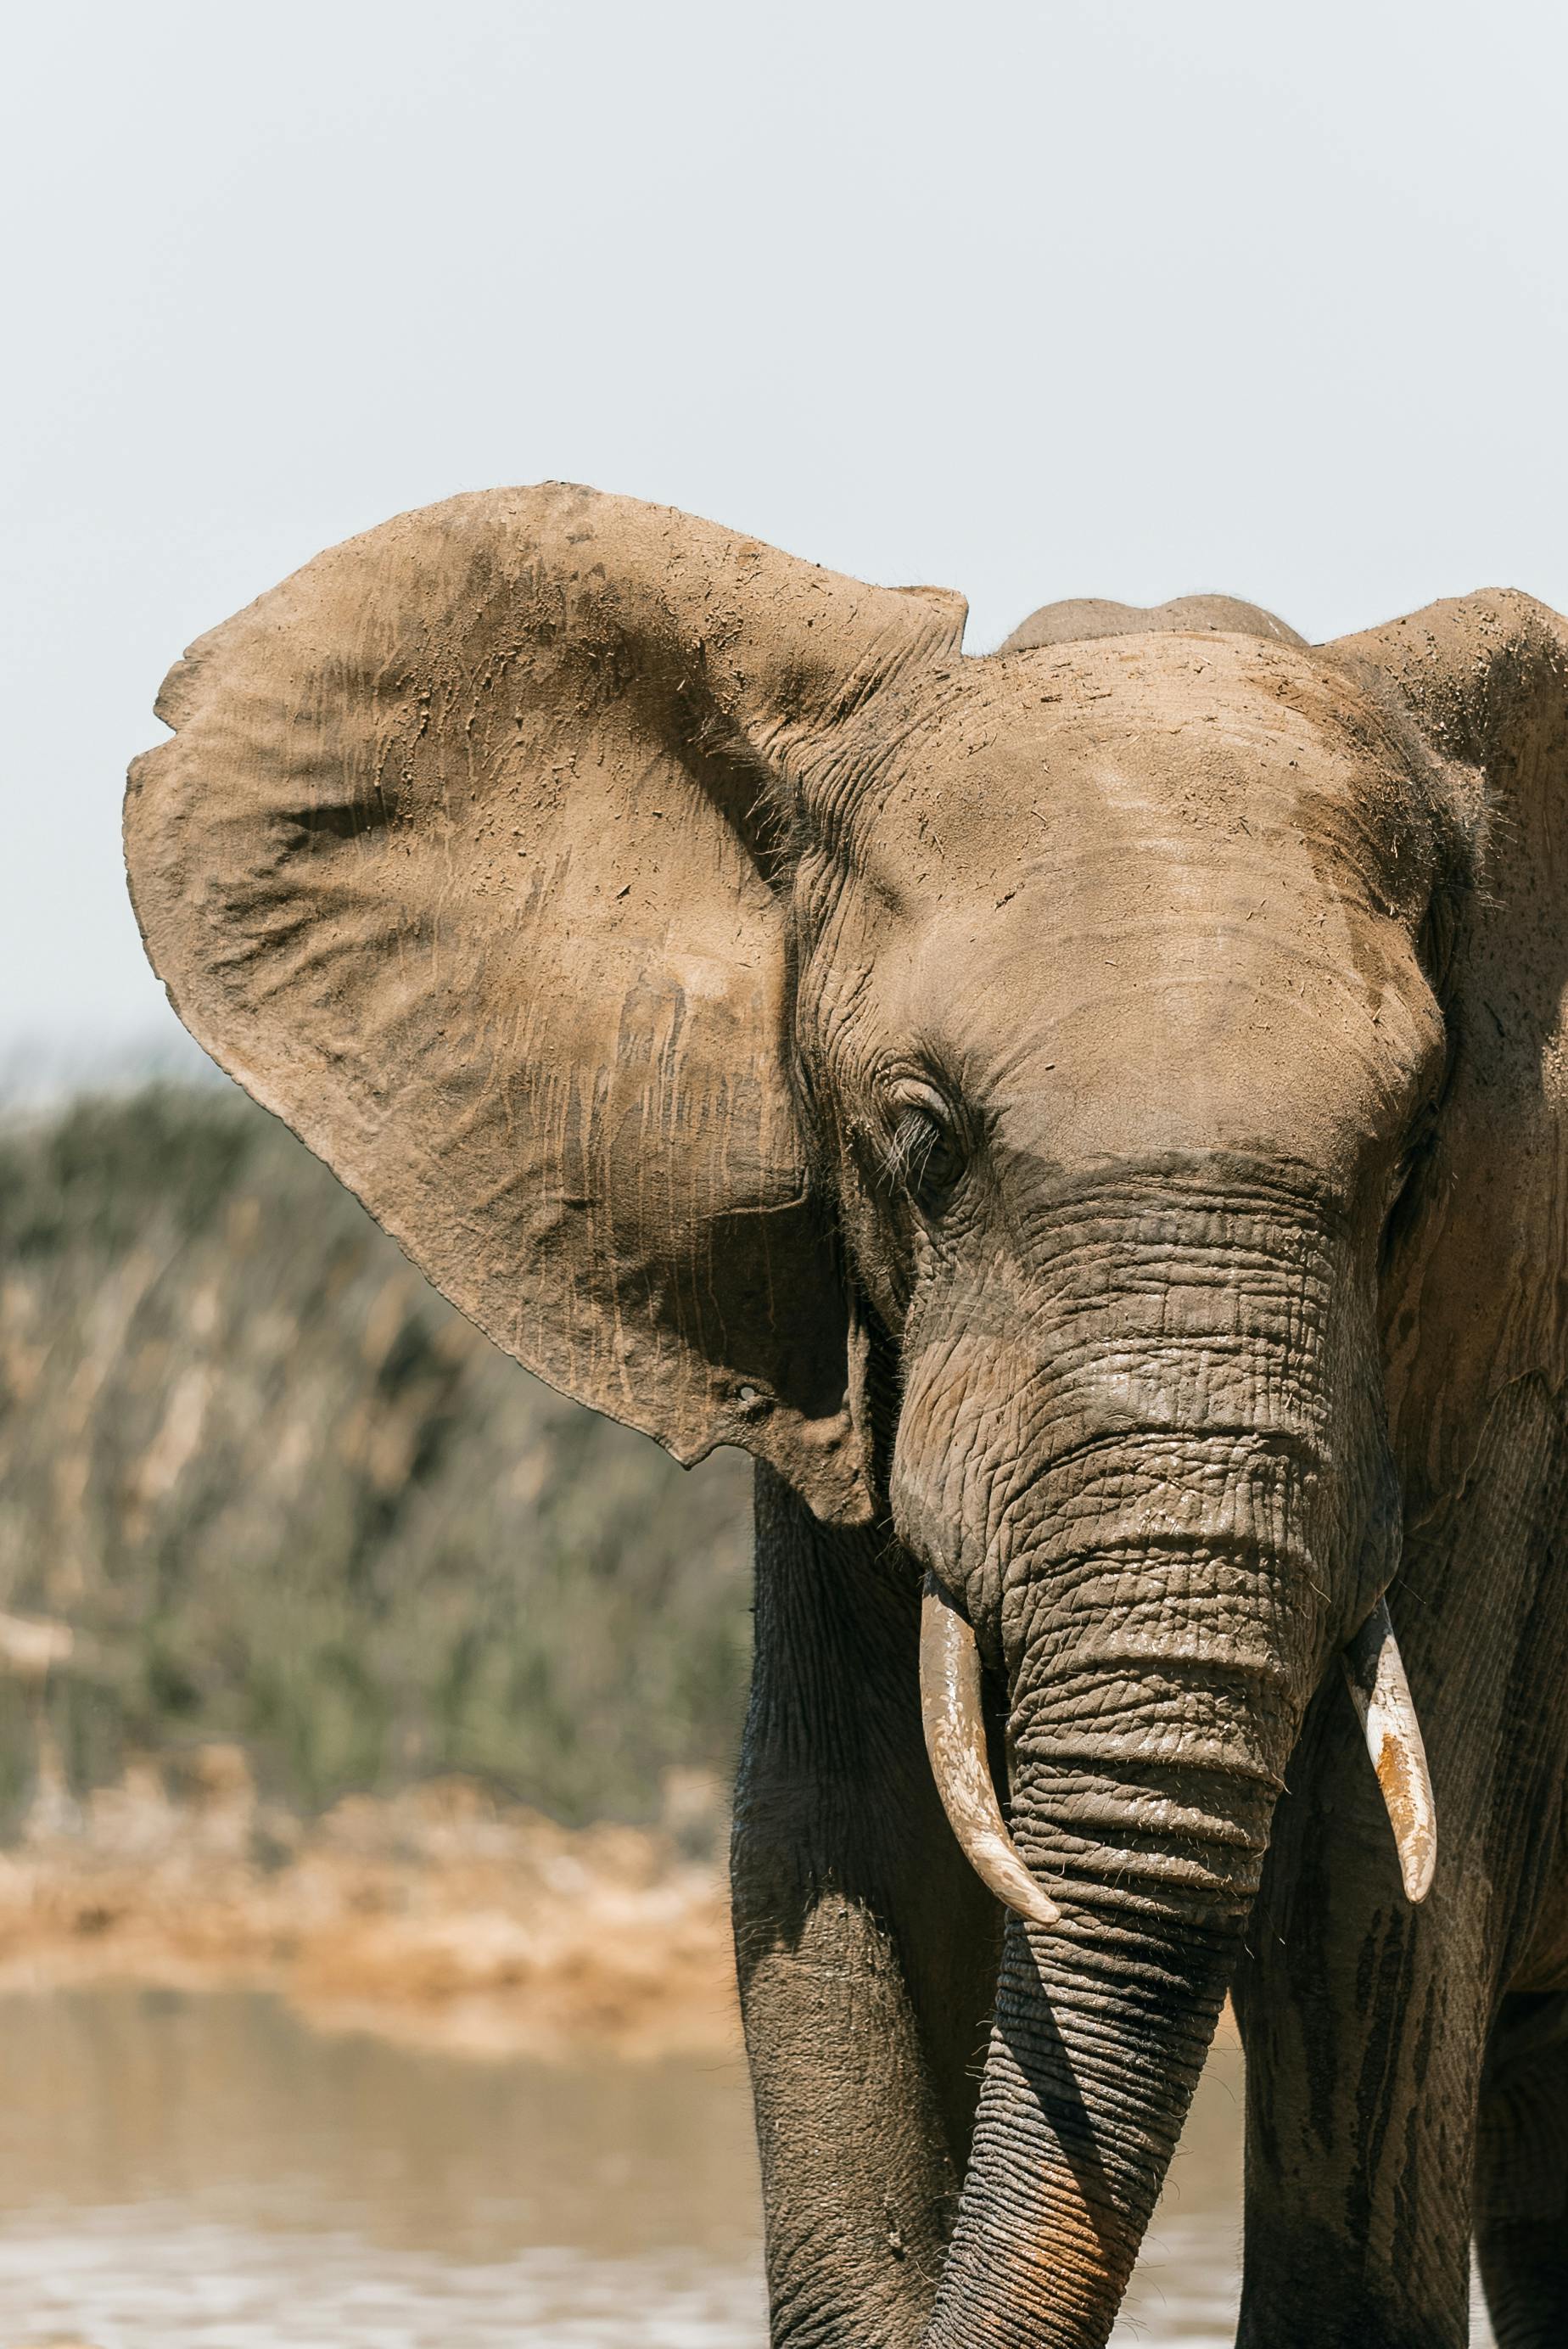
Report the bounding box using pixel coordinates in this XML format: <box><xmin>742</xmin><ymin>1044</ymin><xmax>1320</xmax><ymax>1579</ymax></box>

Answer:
<box><xmin>126</xmin><ymin>485</ymin><xmax>966</xmax><ymax>1524</ymax></box>
<box><xmin>1329</xmin><ymin>592</ymin><xmax>1568</xmax><ymax>1516</ymax></box>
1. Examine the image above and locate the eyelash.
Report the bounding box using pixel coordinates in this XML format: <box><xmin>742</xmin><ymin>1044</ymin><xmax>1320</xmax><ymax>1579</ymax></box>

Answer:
<box><xmin>885</xmin><ymin>1085</ymin><xmax>966</xmax><ymax>1207</ymax></box>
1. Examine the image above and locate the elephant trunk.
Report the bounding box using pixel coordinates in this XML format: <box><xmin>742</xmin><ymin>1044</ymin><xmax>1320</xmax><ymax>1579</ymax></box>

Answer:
<box><xmin>903</xmin><ymin>1183</ymin><xmax>1359</xmax><ymax>2347</ymax></box>
<box><xmin>923</xmin><ymin>1598</ymin><xmax>1284</xmax><ymax>2347</ymax></box>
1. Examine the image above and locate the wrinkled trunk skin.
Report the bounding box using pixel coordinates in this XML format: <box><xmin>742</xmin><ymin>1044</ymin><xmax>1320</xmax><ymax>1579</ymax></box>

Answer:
<box><xmin>925</xmin><ymin>1701</ymin><xmax>1275</xmax><ymax>2347</ymax></box>
<box><xmin>907</xmin><ymin>1179</ymin><xmax>1374</xmax><ymax>2349</ymax></box>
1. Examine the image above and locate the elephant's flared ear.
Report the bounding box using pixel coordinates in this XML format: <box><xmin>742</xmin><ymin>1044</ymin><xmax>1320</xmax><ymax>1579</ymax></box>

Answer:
<box><xmin>1330</xmin><ymin>592</ymin><xmax>1568</xmax><ymax>1516</ymax></box>
<box><xmin>125</xmin><ymin>485</ymin><xmax>966</xmax><ymax>1523</ymax></box>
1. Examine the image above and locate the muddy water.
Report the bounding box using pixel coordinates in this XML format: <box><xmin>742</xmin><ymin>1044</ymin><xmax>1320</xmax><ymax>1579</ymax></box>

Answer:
<box><xmin>0</xmin><ymin>1988</ymin><xmax>1490</xmax><ymax>2347</ymax></box>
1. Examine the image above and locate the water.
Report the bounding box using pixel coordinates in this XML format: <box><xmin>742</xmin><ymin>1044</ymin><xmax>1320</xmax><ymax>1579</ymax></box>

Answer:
<box><xmin>0</xmin><ymin>1988</ymin><xmax>1489</xmax><ymax>2346</ymax></box>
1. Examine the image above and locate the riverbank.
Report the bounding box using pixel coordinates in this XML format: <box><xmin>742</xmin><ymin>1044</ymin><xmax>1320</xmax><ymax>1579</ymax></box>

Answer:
<box><xmin>0</xmin><ymin>1746</ymin><xmax>738</xmax><ymax>2060</ymax></box>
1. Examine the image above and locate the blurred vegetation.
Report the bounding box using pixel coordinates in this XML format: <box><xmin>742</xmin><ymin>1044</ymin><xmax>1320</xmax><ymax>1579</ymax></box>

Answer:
<box><xmin>0</xmin><ymin>1084</ymin><xmax>753</xmax><ymax>1830</ymax></box>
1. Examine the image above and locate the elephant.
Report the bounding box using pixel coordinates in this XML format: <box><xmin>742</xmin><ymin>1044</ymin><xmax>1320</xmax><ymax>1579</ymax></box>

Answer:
<box><xmin>123</xmin><ymin>484</ymin><xmax>1568</xmax><ymax>2349</ymax></box>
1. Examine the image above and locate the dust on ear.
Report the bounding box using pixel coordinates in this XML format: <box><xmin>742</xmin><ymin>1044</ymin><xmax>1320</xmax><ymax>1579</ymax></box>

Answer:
<box><xmin>126</xmin><ymin>484</ymin><xmax>966</xmax><ymax>1525</ymax></box>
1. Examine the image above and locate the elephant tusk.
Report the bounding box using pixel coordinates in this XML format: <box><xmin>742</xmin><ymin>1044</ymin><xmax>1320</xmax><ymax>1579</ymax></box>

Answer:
<box><xmin>1341</xmin><ymin>1597</ymin><xmax>1436</xmax><ymax>1904</ymax></box>
<box><xmin>918</xmin><ymin>1573</ymin><xmax>1061</xmax><ymax>1931</ymax></box>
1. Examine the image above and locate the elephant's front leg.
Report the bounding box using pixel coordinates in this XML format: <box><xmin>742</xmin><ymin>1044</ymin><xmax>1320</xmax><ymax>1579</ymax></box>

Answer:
<box><xmin>1233</xmin><ymin>1680</ymin><xmax>1487</xmax><ymax>2349</ymax></box>
<box><xmin>731</xmin><ymin>1466</ymin><xmax>1001</xmax><ymax>2348</ymax></box>
<box><xmin>1476</xmin><ymin>1989</ymin><xmax>1568</xmax><ymax>2346</ymax></box>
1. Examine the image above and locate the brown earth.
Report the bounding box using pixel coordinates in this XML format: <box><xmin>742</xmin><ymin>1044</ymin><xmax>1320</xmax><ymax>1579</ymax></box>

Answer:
<box><xmin>0</xmin><ymin>1743</ymin><xmax>739</xmax><ymax>2060</ymax></box>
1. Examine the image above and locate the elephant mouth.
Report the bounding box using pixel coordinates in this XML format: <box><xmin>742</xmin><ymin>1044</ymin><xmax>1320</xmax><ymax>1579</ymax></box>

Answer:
<box><xmin>917</xmin><ymin>1571</ymin><xmax>1435</xmax><ymax>1927</ymax></box>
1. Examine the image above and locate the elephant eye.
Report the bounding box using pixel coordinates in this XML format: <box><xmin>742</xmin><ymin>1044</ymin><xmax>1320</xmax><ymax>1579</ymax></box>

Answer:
<box><xmin>1380</xmin><ymin>1089</ymin><xmax>1442</xmax><ymax>1275</ymax></box>
<box><xmin>887</xmin><ymin>1082</ymin><xmax>966</xmax><ymax>1209</ymax></box>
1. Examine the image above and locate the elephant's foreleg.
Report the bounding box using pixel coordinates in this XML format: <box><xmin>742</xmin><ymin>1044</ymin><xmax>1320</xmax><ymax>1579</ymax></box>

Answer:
<box><xmin>731</xmin><ymin>1465</ymin><xmax>1001</xmax><ymax>2348</ymax></box>
<box><xmin>1233</xmin><ymin>1682</ymin><xmax>1483</xmax><ymax>2349</ymax></box>
<box><xmin>1476</xmin><ymin>1991</ymin><xmax>1568</xmax><ymax>2348</ymax></box>
<box><xmin>1237</xmin><ymin>1387</ymin><xmax>1568</xmax><ymax>2346</ymax></box>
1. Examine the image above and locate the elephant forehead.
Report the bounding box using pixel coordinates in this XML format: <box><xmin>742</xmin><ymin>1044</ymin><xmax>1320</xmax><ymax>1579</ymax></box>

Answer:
<box><xmin>840</xmin><ymin>631</ymin><xmax>1433</xmax><ymax>923</ymax></box>
<box><xmin>818</xmin><ymin>638</ymin><xmax>1443</xmax><ymax>1174</ymax></box>
<box><xmin>872</xmin><ymin>896</ymin><xmax>1438</xmax><ymax>1183</ymax></box>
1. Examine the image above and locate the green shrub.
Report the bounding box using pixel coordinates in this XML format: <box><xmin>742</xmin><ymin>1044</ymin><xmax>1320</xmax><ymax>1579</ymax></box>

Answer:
<box><xmin>0</xmin><ymin>1085</ymin><xmax>753</xmax><ymax>1826</ymax></box>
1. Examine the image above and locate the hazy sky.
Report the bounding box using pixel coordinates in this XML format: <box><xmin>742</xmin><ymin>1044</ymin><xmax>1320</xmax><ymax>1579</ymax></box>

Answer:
<box><xmin>6</xmin><ymin>1</ymin><xmax>1567</xmax><ymax>1073</ymax></box>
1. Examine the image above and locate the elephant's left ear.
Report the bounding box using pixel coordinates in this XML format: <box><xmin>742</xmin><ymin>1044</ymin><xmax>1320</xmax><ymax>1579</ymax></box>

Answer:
<box><xmin>126</xmin><ymin>485</ymin><xmax>966</xmax><ymax>1524</ymax></box>
<box><xmin>1330</xmin><ymin>591</ymin><xmax>1568</xmax><ymax>1515</ymax></box>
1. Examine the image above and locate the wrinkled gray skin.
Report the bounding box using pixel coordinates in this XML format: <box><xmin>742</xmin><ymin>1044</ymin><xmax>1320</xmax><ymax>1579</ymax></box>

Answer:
<box><xmin>736</xmin><ymin>592</ymin><xmax>1568</xmax><ymax>2349</ymax></box>
<box><xmin>126</xmin><ymin>497</ymin><xmax>1568</xmax><ymax>2349</ymax></box>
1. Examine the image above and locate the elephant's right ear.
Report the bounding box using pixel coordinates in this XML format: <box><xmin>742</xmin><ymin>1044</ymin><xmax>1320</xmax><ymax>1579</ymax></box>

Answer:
<box><xmin>125</xmin><ymin>485</ymin><xmax>966</xmax><ymax>1523</ymax></box>
<box><xmin>1329</xmin><ymin>592</ymin><xmax>1568</xmax><ymax>1517</ymax></box>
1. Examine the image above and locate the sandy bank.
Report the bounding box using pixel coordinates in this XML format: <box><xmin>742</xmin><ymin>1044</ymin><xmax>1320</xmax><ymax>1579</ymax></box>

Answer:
<box><xmin>0</xmin><ymin>1746</ymin><xmax>738</xmax><ymax>2060</ymax></box>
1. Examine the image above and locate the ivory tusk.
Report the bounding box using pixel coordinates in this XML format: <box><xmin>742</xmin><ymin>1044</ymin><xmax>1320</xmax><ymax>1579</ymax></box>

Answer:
<box><xmin>1341</xmin><ymin>1597</ymin><xmax>1437</xmax><ymax>1904</ymax></box>
<box><xmin>918</xmin><ymin>1573</ymin><xmax>1061</xmax><ymax>1930</ymax></box>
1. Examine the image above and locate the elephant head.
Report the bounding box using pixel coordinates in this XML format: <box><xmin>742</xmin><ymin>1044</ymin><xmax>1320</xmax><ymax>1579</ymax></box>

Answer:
<box><xmin>125</xmin><ymin>487</ymin><xmax>1568</xmax><ymax>2346</ymax></box>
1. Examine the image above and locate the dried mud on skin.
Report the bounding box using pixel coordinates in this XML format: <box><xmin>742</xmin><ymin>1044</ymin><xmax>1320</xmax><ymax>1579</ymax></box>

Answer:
<box><xmin>0</xmin><ymin>1747</ymin><xmax>739</xmax><ymax>2060</ymax></box>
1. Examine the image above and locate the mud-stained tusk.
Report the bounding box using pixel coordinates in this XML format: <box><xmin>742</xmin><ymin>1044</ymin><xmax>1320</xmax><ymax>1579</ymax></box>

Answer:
<box><xmin>1341</xmin><ymin>1597</ymin><xmax>1436</xmax><ymax>1904</ymax></box>
<box><xmin>919</xmin><ymin>1573</ymin><xmax>1061</xmax><ymax>1930</ymax></box>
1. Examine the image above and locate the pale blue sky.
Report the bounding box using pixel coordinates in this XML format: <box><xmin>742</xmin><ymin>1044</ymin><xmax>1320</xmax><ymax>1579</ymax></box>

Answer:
<box><xmin>5</xmin><ymin>0</ymin><xmax>1566</xmax><ymax>1074</ymax></box>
